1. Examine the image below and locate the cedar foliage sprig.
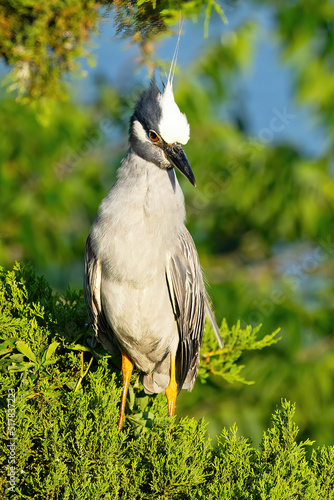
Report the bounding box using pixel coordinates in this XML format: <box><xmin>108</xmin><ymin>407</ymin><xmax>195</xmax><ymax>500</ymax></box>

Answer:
<box><xmin>0</xmin><ymin>263</ymin><xmax>333</xmax><ymax>499</ymax></box>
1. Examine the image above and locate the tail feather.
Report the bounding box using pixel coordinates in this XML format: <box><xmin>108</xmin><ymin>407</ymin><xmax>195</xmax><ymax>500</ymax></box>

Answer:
<box><xmin>141</xmin><ymin>356</ymin><xmax>170</xmax><ymax>394</ymax></box>
<box><xmin>205</xmin><ymin>298</ymin><xmax>224</xmax><ymax>349</ymax></box>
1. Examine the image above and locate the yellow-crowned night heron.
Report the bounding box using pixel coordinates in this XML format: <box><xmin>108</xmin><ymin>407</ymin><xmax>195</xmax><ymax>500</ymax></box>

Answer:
<box><xmin>84</xmin><ymin>75</ymin><xmax>223</xmax><ymax>430</ymax></box>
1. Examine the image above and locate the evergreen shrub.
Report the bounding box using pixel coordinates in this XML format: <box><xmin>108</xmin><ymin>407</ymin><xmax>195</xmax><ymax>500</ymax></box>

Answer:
<box><xmin>0</xmin><ymin>263</ymin><xmax>333</xmax><ymax>499</ymax></box>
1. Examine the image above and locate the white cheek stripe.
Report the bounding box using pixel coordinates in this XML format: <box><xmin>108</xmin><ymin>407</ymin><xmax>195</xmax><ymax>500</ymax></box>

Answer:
<box><xmin>133</xmin><ymin>120</ymin><xmax>150</xmax><ymax>143</ymax></box>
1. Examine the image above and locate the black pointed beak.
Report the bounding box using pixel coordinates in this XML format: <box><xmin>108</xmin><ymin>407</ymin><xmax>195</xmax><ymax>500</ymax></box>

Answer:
<box><xmin>164</xmin><ymin>144</ymin><xmax>196</xmax><ymax>187</ymax></box>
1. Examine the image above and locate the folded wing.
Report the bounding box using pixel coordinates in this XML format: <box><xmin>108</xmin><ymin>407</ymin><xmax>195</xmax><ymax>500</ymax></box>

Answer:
<box><xmin>166</xmin><ymin>228</ymin><xmax>223</xmax><ymax>393</ymax></box>
<box><xmin>84</xmin><ymin>234</ymin><xmax>118</xmax><ymax>354</ymax></box>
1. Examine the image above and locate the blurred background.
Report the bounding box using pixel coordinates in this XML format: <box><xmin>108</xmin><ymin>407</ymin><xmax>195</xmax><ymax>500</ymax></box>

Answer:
<box><xmin>0</xmin><ymin>0</ymin><xmax>333</xmax><ymax>446</ymax></box>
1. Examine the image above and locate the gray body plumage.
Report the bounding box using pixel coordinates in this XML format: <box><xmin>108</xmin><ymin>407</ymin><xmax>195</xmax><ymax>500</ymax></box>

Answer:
<box><xmin>84</xmin><ymin>77</ymin><xmax>223</xmax><ymax>396</ymax></box>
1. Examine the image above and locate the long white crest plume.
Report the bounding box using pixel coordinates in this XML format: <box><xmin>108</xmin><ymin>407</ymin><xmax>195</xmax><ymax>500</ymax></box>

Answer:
<box><xmin>158</xmin><ymin>18</ymin><xmax>190</xmax><ymax>145</ymax></box>
<box><xmin>167</xmin><ymin>18</ymin><xmax>184</xmax><ymax>87</ymax></box>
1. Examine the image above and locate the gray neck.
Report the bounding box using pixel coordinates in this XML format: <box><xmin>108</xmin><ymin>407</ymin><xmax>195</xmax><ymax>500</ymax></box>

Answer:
<box><xmin>115</xmin><ymin>149</ymin><xmax>181</xmax><ymax>214</ymax></box>
<box><xmin>93</xmin><ymin>148</ymin><xmax>186</xmax><ymax>284</ymax></box>
<box><xmin>99</xmin><ymin>148</ymin><xmax>186</xmax><ymax>224</ymax></box>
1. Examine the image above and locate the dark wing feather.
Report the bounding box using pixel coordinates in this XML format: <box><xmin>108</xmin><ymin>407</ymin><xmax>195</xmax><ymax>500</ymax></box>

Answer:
<box><xmin>84</xmin><ymin>234</ymin><xmax>118</xmax><ymax>353</ymax></box>
<box><xmin>166</xmin><ymin>228</ymin><xmax>223</xmax><ymax>393</ymax></box>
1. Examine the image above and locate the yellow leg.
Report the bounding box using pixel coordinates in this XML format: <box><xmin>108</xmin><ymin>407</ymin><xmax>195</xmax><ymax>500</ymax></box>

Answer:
<box><xmin>117</xmin><ymin>353</ymin><xmax>134</xmax><ymax>431</ymax></box>
<box><xmin>165</xmin><ymin>352</ymin><xmax>177</xmax><ymax>417</ymax></box>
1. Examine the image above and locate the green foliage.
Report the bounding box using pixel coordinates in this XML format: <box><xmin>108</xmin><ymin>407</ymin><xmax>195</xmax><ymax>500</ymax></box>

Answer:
<box><xmin>1</xmin><ymin>5</ymin><xmax>334</xmax><ymax>445</ymax></box>
<box><xmin>206</xmin><ymin>401</ymin><xmax>334</xmax><ymax>500</ymax></box>
<box><xmin>0</xmin><ymin>0</ymin><xmax>226</xmax><ymax>102</ymax></box>
<box><xmin>114</xmin><ymin>0</ymin><xmax>226</xmax><ymax>41</ymax></box>
<box><xmin>0</xmin><ymin>263</ymin><xmax>333</xmax><ymax>499</ymax></box>
<box><xmin>0</xmin><ymin>96</ymin><xmax>109</xmax><ymax>269</ymax></box>
<box><xmin>0</xmin><ymin>262</ymin><xmax>278</xmax><ymax>430</ymax></box>
<box><xmin>200</xmin><ymin>319</ymin><xmax>280</xmax><ymax>385</ymax></box>
<box><xmin>1</xmin><ymin>0</ymin><xmax>334</xmax><ymax>483</ymax></box>
<box><xmin>0</xmin><ymin>0</ymin><xmax>100</xmax><ymax>101</ymax></box>
<box><xmin>270</xmin><ymin>0</ymin><xmax>334</xmax><ymax>133</ymax></box>
<box><xmin>177</xmin><ymin>35</ymin><xmax>334</xmax><ymax>252</ymax></box>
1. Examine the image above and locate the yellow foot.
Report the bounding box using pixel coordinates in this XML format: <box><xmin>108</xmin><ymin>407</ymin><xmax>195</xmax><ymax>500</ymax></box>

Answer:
<box><xmin>117</xmin><ymin>353</ymin><xmax>134</xmax><ymax>430</ymax></box>
<box><xmin>165</xmin><ymin>352</ymin><xmax>177</xmax><ymax>417</ymax></box>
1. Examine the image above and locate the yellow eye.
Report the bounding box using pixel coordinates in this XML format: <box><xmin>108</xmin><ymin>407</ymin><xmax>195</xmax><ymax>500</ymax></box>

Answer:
<box><xmin>149</xmin><ymin>130</ymin><xmax>159</xmax><ymax>142</ymax></box>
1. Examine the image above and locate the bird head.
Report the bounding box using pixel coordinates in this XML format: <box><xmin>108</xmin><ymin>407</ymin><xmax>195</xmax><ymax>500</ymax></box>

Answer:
<box><xmin>129</xmin><ymin>76</ymin><xmax>196</xmax><ymax>186</ymax></box>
